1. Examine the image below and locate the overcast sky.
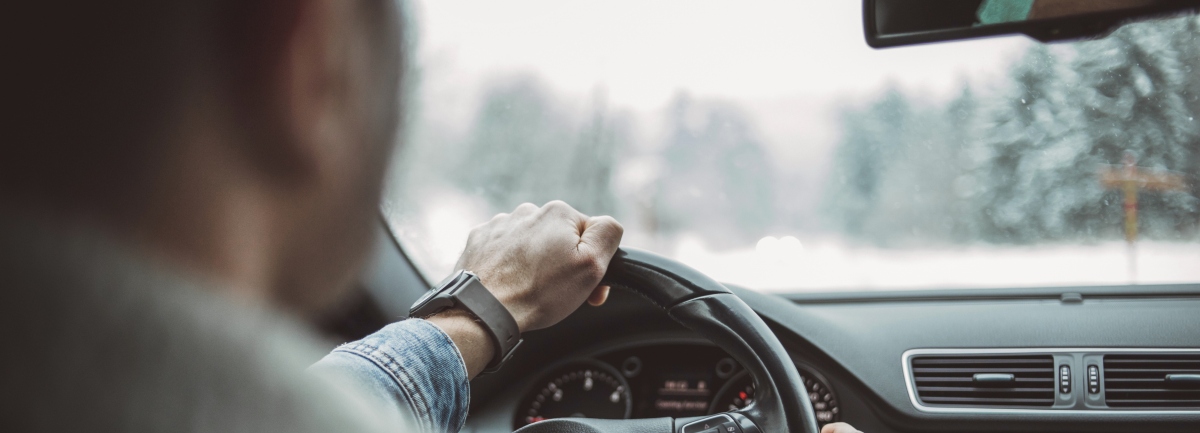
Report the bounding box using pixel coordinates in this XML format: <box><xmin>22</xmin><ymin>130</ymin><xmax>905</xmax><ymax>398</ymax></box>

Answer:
<box><xmin>408</xmin><ymin>0</ymin><xmax>1038</xmax><ymax>170</ymax></box>
<box><xmin>412</xmin><ymin>1</ymin><xmax>1035</xmax><ymax>102</ymax></box>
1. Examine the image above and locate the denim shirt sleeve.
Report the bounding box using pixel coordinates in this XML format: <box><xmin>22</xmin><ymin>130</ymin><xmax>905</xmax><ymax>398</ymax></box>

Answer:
<box><xmin>309</xmin><ymin>319</ymin><xmax>470</xmax><ymax>433</ymax></box>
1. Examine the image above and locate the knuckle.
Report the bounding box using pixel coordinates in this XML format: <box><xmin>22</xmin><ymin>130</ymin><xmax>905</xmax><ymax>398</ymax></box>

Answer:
<box><xmin>598</xmin><ymin>215</ymin><xmax>624</xmax><ymax>234</ymax></box>
<box><xmin>543</xmin><ymin>200</ymin><xmax>576</xmax><ymax>215</ymax></box>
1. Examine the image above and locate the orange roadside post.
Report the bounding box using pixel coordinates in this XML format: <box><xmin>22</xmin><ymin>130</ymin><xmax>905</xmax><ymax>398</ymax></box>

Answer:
<box><xmin>1097</xmin><ymin>152</ymin><xmax>1188</xmax><ymax>283</ymax></box>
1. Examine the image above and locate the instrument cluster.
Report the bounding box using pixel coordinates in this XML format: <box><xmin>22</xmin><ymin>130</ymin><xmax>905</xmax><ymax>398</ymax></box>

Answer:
<box><xmin>513</xmin><ymin>343</ymin><xmax>839</xmax><ymax>429</ymax></box>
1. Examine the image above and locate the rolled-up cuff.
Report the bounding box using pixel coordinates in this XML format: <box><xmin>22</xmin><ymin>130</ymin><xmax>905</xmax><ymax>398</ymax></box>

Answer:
<box><xmin>321</xmin><ymin>319</ymin><xmax>471</xmax><ymax>433</ymax></box>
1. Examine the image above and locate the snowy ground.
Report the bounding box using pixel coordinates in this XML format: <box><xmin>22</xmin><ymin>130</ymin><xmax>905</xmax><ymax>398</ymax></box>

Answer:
<box><xmin>665</xmin><ymin>235</ymin><xmax>1200</xmax><ymax>293</ymax></box>
<box><xmin>388</xmin><ymin>191</ymin><xmax>1200</xmax><ymax>294</ymax></box>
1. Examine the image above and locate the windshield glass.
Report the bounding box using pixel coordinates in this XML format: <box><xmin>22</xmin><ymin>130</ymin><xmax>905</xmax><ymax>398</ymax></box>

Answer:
<box><xmin>384</xmin><ymin>0</ymin><xmax>1200</xmax><ymax>293</ymax></box>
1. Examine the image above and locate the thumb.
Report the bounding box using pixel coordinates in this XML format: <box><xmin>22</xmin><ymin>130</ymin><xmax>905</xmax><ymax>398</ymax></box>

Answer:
<box><xmin>820</xmin><ymin>423</ymin><xmax>862</xmax><ymax>433</ymax></box>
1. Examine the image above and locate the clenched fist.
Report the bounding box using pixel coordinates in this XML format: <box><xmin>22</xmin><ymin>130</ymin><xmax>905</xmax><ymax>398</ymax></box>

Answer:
<box><xmin>455</xmin><ymin>200</ymin><xmax>624</xmax><ymax>332</ymax></box>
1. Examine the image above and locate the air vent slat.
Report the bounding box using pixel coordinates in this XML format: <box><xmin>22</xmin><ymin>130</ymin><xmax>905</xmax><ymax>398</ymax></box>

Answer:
<box><xmin>920</xmin><ymin>396</ymin><xmax>1055</xmax><ymax>404</ymax></box>
<box><xmin>912</xmin><ymin>367</ymin><xmax>1050</xmax><ymax>374</ymax></box>
<box><xmin>1106</xmin><ymin>399</ymin><xmax>1200</xmax><ymax>406</ymax></box>
<box><xmin>911</xmin><ymin>354</ymin><xmax>1054</xmax><ymax>408</ymax></box>
<box><xmin>1106</xmin><ymin>368</ymin><xmax>1200</xmax><ymax>373</ymax></box>
<box><xmin>917</xmin><ymin>386</ymin><xmax>1053</xmax><ymax>393</ymax></box>
<box><xmin>1107</xmin><ymin>388</ymin><xmax>1200</xmax><ymax>393</ymax></box>
<box><xmin>911</xmin><ymin>358</ymin><xmax>1050</xmax><ymax>365</ymax></box>
<box><xmin>915</xmin><ymin>377</ymin><xmax>1053</xmax><ymax>383</ymax></box>
<box><xmin>1105</xmin><ymin>354</ymin><xmax>1200</xmax><ymax>408</ymax></box>
<box><xmin>1105</xmin><ymin>359</ymin><xmax>1200</xmax><ymax>365</ymax></box>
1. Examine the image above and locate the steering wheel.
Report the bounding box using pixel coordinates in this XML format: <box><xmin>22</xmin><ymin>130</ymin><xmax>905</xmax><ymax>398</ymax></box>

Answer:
<box><xmin>514</xmin><ymin>248</ymin><xmax>820</xmax><ymax>433</ymax></box>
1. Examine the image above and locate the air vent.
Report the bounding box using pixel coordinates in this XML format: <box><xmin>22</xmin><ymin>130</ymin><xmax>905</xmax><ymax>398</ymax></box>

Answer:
<box><xmin>910</xmin><ymin>354</ymin><xmax>1055</xmax><ymax>407</ymax></box>
<box><xmin>1104</xmin><ymin>354</ymin><xmax>1200</xmax><ymax>408</ymax></box>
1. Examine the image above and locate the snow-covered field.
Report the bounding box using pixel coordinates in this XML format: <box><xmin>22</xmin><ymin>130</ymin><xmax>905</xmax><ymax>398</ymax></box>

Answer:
<box><xmin>387</xmin><ymin>193</ymin><xmax>1200</xmax><ymax>294</ymax></box>
<box><xmin>666</xmin><ymin>235</ymin><xmax>1200</xmax><ymax>293</ymax></box>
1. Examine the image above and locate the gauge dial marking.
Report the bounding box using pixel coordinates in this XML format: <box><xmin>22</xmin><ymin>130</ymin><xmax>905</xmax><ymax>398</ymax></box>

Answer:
<box><xmin>516</xmin><ymin>361</ymin><xmax>632</xmax><ymax>428</ymax></box>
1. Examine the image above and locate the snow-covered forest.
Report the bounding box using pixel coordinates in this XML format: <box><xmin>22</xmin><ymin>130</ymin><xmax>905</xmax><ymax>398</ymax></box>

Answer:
<box><xmin>825</xmin><ymin>18</ymin><xmax>1200</xmax><ymax>246</ymax></box>
<box><xmin>387</xmin><ymin>14</ymin><xmax>1200</xmax><ymax>289</ymax></box>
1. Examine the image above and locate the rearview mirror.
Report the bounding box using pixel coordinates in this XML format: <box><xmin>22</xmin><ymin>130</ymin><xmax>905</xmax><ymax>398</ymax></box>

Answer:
<box><xmin>865</xmin><ymin>0</ymin><xmax>1200</xmax><ymax>48</ymax></box>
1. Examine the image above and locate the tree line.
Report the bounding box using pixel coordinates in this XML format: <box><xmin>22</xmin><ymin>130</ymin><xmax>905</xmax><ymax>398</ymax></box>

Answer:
<box><xmin>824</xmin><ymin>16</ymin><xmax>1200</xmax><ymax>246</ymax></box>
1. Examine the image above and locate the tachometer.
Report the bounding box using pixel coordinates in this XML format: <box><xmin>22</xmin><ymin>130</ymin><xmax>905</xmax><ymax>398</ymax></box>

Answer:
<box><xmin>708</xmin><ymin>369</ymin><xmax>840</xmax><ymax>427</ymax></box>
<box><xmin>514</xmin><ymin>361</ymin><xmax>632</xmax><ymax>428</ymax></box>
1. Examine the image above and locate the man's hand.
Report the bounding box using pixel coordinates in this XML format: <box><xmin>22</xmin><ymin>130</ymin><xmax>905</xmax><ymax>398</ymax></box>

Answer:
<box><xmin>821</xmin><ymin>422</ymin><xmax>863</xmax><ymax>433</ymax></box>
<box><xmin>428</xmin><ymin>201</ymin><xmax>623</xmax><ymax>377</ymax></box>
<box><xmin>456</xmin><ymin>200</ymin><xmax>624</xmax><ymax>332</ymax></box>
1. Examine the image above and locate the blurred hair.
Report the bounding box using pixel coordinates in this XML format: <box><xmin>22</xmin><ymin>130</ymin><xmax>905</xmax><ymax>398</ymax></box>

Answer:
<box><xmin>1</xmin><ymin>1</ymin><xmax>402</xmax><ymax>212</ymax></box>
<box><xmin>5</xmin><ymin>3</ymin><xmax>194</xmax><ymax>208</ymax></box>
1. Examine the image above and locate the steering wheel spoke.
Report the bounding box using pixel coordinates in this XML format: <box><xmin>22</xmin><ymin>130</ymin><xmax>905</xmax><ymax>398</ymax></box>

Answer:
<box><xmin>512</xmin><ymin>412</ymin><xmax>762</xmax><ymax>433</ymax></box>
<box><xmin>676</xmin><ymin>411</ymin><xmax>761</xmax><ymax>433</ymax></box>
<box><xmin>513</xmin><ymin>417</ymin><xmax>673</xmax><ymax>433</ymax></box>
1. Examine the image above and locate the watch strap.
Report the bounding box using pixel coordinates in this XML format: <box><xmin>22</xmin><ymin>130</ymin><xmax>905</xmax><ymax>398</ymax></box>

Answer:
<box><xmin>452</xmin><ymin>275</ymin><xmax>523</xmax><ymax>373</ymax></box>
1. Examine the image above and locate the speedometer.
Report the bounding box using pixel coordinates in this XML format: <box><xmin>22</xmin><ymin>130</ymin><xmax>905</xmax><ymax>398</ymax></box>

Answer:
<box><xmin>514</xmin><ymin>361</ymin><xmax>632</xmax><ymax>428</ymax></box>
<box><xmin>708</xmin><ymin>368</ymin><xmax>840</xmax><ymax>427</ymax></box>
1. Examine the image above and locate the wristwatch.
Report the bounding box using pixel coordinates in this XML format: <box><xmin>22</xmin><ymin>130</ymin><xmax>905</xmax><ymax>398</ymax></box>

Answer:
<box><xmin>410</xmin><ymin>270</ymin><xmax>523</xmax><ymax>374</ymax></box>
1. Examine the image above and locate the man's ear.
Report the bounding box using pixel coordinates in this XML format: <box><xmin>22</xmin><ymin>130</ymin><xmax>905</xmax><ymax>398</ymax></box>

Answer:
<box><xmin>276</xmin><ymin>0</ymin><xmax>340</xmax><ymax>185</ymax></box>
<box><xmin>222</xmin><ymin>0</ymin><xmax>337</xmax><ymax>187</ymax></box>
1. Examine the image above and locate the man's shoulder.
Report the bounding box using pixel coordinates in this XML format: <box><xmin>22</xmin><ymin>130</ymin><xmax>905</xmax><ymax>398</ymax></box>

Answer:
<box><xmin>0</xmin><ymin>216</ymin><xmax>382</xmax><ymax>432</ymax></box>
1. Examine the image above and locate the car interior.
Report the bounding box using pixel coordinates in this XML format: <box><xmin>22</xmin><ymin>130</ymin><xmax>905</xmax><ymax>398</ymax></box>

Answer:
<box><xmin>317</xmin><ymin>219</ymin><xmax>1200</xmax><ymax>433</ymax></box>
<box><xmin>317</xmin><ymin>1</ymin><xmax>1200</xmax><ymax>432</ymax></box>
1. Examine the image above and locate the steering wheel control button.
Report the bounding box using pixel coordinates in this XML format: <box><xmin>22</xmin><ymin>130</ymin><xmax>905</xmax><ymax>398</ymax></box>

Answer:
<box><xmin>1059</xmin><ymin>365</ymin><xmax>1071</xmax><ymax>394</ymax></box>
<box><xmin>1088</xmin><ymin>365</ymin><xmax>1100</xmax><ymax>394</ymax></box>
<box><xmin>680</xmin><ymin>414</ymin><xmax>740</xmax><ymax>433</ymax></box>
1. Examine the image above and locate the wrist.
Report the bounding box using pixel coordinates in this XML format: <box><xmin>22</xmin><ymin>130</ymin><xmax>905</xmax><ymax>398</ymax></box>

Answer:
<box><xmin>426</xmin><ymin>308</ymin><xmax>495</xmax><ymax>378</ymax></box>
<box><xmin>470</xmin><ymin>274</ymin><xmax>527</xmax><ymax>332</ymax></box>
<box><xmin>410</xmin><ymin>270</ymin><xmax>524</xmax><ymax>375</ymax></box>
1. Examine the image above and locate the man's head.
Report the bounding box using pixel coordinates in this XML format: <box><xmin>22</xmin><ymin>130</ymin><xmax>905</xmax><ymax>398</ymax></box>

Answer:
<box><xmin>4</xmin><ymin>1</ymin><xmax>405</xmax><ymax>313</ymax></box>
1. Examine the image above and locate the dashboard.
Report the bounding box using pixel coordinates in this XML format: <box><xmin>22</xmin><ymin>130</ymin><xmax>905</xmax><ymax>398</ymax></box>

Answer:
<box><xmin>345</xmin><ymin>233</ymin><xmax>1200</xmax><ymax>433</ymax></box>
<box><xmin>451</xmin><ymin>283</ymin><xmax>1200</xmax><ymax>433</ymax></box>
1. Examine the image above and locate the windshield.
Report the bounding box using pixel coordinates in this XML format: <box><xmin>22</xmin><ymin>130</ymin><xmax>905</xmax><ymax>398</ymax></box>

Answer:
<box><xmin>384</xmin><ymin>0</ymin><xmax>1200</xmax><ymax>293</ymax></box>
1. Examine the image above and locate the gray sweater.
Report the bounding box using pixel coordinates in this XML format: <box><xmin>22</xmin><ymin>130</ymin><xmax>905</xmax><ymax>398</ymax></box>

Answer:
<box><xmin>0</xmin><ymin>211</ymin><xmax>412</xmax><ymax>432</ymax></box>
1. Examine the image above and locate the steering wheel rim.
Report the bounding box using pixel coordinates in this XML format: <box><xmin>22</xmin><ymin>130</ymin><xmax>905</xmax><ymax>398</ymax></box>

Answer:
<box><xmin>513</xmin><ymin>247</ymin><xmax>820</xmax><ymax>433</ymax></box>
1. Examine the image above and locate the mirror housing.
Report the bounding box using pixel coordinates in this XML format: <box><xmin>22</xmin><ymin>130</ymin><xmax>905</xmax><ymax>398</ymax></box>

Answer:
<box><xmin>864</xmin><ymin>0</ymin><xmax>1200</xmax><ymax>48</ymax></box>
